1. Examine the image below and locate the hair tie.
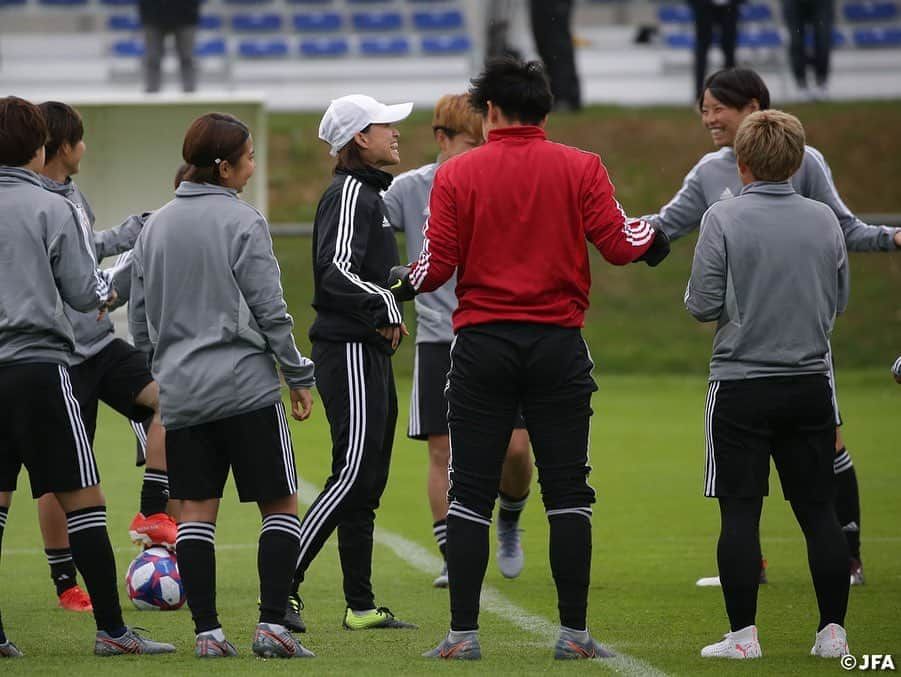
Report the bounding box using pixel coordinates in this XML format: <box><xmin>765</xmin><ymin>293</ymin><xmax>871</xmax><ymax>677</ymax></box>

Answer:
<box><xmin>214</xmin><ymin>158</ymin><xmax>222</xmax><ymax>165</ymax></box>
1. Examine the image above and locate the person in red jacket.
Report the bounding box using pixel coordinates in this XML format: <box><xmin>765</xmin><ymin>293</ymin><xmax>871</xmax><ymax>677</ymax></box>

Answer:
<box><xmin>390</xmin><ymin>58</ymin><xmax>670</xmax><ymax>660</ymax></box>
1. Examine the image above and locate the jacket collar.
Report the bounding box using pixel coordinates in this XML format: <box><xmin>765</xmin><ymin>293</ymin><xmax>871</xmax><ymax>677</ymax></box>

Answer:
<box><xmin>337</xmin><ymin>165</ymin><xmax>394</xmax><ymax>191</ymax></box>
<box><xmin>740</xmin><ymin>180</ymin><xmax>796</xmax><ymax>197</ymax></box>
<box><xmin>487</xmin><ymin>125</ymin><xmax>547</xmax><ymax>143</ymax></box>
<box><xmin>38</xmin><ymin>174</ymin><xmax>76</xmax><ymax>195</ymax></box>
<box><xmin>174</xmin><ymin>181</ymin><xmax>239</xmax><ymax>199</ymax></box>
<box><xmin>0</xmin><ymin>166</ymin><xmax>45</xmax><ymax>187</ymax></box>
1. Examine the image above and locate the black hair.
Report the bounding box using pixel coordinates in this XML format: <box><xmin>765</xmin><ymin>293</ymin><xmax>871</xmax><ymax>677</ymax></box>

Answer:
<box><xmin>0</xmin><ymin>96</ymin><xmax>49</xmax><ymax>167</ymax></box>
<box><xmin>699</xmin><ymin>68</ymin><xmax>771</xmax><ymax>112</ymax></box>
<box><xmin>469</xmin><ymin>57</ymin><xmax>552</xmax><ymax>126</ymax></box>
<box><xmin>38</xmin><ymin>101</ymin><xmax>84</xmax><ymax>163</ymax></box>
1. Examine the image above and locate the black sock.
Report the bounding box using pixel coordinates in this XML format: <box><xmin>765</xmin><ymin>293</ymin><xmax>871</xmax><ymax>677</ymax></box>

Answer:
<box><xmin>258</xmin><ymin>514</ymin><xmax>301</xmax><ymax>625</ymax></box>
<box><xmin>717</xmin><ymin>497</ymin><xmax>763</xmax><ymax>631</ymax></box>
<box><xmin>433</xmin><ymin>519</ymin><xmax>447</xmax><ymax>560</ymax></box>
<box><xmin>548</xmin><ymin>511</ymin><xmax>591</xmax><ymax>630</ymax></box>
<box><xmin>177</xmin><ymin>521</ymin><xmax>219</xmax><ymax>633</ymax></box>
<box><xmin>791</xmin><ymin>499</ymin><xmax>850</xmax><ymax>630</ymax></box>
<box><xmin>45</xmin><ymin>547</ymin><xmax>79</xmax><ymax>595</ymax></box>
<box><xmin>140</xmin><ymin>468</ymin><xmax>169</xmax><ymax>517</ymax></box>
<box><xmin>446</xmin><ymin>507</ymin><xmax>489</xmax><ymax>631</ymax></box>
<box><xmin>0</xmin><ymin>506</ymin><xmax>7</xmax><ymax>643</ymax></box>
<box><xmin>833</xmin><ymin>449</ymin><xmax>861</xmax><ymax>560</ymax></box>
<box><xmin>498</xmin><ymin>491</ymin><xmax>529</xmax><ymax>526</ymax></box>
<box><xmin>65</xmin><ymin>507</ymin><xmax>125</xmax><ymax>634</ymax></box>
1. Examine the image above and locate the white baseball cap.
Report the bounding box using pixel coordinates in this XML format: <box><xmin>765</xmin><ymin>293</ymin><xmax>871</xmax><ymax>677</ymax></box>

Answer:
<box><xmin>318</xmin><ymin>94</ymin><xmax>414</xmax><ymax>157</ymax></box>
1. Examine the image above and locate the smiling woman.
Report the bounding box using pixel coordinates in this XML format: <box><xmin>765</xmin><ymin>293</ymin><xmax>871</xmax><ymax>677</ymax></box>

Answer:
<box><xmin>287</xmin><ymin>94</ymin><xmax>419</xmax><ymax>633</ymax></box>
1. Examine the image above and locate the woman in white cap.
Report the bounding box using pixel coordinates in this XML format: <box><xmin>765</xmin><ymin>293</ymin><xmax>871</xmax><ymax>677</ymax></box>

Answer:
<box><xmin>285</xmin><ymin>94</ymin><xmax>417</xmax><ymax>633</ymax></box>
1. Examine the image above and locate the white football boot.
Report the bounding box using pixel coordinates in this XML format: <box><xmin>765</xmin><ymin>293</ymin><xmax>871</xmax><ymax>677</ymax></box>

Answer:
<box><xmin>701</xmin><ymin>625</ymin><xmax>762</xmax><ymax>659</ymax></box>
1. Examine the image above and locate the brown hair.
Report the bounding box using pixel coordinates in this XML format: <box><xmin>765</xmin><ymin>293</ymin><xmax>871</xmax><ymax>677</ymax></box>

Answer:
<box><xmin>734</xmin><ymin>109</ymin><xmax>805</xmax><ymax>182</ymax></box>
<box><xmin>173</xmin><ymin>163</ymin><xmax>189</xmax><ymax>189</ymax></box>
<box><xmin>432</xmin><ymin>94</ymin><xmax>482</xmax><ymax>142</ymax></box>
<box><xmin>38</xmin><ymin>101</ymin><xmax>84</xmax><ymax>163</ymax></box>
<box><xmin>334</xmin><ymin>123</ymin><xmax>371</xmax><ymax>173</ymax></box>
<box><xmin>181</xmin><ymin>113</ymin><xmax>250</xmax><ymax>185</ymax></box>
<box><xmin>0</xmin><ymin>96</ymin><xmax>48</xmax><ymax>167</ymax></box>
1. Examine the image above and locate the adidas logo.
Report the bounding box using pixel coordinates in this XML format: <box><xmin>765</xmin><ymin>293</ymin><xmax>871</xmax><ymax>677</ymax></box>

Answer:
<box><xmin>842</xmin><ymin>521</ymin><xmax>860</xmax><ymax>532</ymax></box>
<box><xmin>719</xmin><ymin>187</ymin><xmax>734</xmax><ymax>200</ymax></box>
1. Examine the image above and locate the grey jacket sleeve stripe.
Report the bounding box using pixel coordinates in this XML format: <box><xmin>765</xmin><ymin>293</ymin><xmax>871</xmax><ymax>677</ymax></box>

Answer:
<box><xmin>335</xmin><ymin>177</ymin><xmax>402</xmax><ymax>324</ymax></box>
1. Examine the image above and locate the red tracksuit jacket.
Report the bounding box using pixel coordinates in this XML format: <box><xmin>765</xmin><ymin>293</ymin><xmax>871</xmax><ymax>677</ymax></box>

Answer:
<box><xmin>408</xmin><ymin>125</ymin><xmax>655</xmax><ymax>331</ymax></box>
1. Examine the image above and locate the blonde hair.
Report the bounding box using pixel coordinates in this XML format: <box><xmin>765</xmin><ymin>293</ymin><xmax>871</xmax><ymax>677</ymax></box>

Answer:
<box><xmin>734</xmin><ymin>109</ymin><xmax>805</xmax><ymax>182</ymax></box>
<box><xmin>432</xmin><ymin>94</ymin><xmax>482</xmax><ymax>143</ymax></box>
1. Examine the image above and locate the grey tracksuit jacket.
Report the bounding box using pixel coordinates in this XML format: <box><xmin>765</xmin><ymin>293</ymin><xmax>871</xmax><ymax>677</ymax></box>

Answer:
<box><xmin>685</xmin><ymin>181</ymin><xmax>849</xmax><ymax>381</ymax></box>
<box><xmin>383</xmin><ymin>161</ymin><xmax>456</xmax><ymax>344</ymax></box>
<box><xmin>0</xmin><ymin>167</ymin><xmax>111</xmax><ymax>366</ymax></box>
<box><xmin>129</xmin><ymin>181</ymin><xmax>314</xmax><ymax>429</ymax></box>
<box><xmin>648</xmin><ymin>145</ymin><xmax>898</xmax><ymax>251</ymax></box>
<box><xmin>39</xmin><ymin>175</ymin><xmax>146</xmax><ymax>363</ymax></box>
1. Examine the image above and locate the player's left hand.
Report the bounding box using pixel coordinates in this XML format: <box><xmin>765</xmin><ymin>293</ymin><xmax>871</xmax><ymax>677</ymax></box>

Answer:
<box><xmin>636</xmin><ymin>228</ymin><xmax>671</xmax><ymax>267</ymax></box>
<box><xmin>290</xmin><ymin>388</ymin><xmax>314</xmax><ymax>421</ymax></box>
<box><xmin>387</xmin><ymin>265</ymin><xmax>417</xmax><ymax>302</ymax></box>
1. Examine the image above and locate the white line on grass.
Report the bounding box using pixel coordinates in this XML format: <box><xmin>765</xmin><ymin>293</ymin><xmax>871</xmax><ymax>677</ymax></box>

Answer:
<box><xmin>296</xmin><ymin>476</ymin><xmax>669</xmax><ymax>677</ymax></box>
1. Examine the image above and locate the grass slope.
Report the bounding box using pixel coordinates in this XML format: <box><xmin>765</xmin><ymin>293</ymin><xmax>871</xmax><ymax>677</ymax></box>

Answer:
<box><xmin>1</xmin><ymin>371</ymin><xmax>898</xmax><ymax>675</ymax></box>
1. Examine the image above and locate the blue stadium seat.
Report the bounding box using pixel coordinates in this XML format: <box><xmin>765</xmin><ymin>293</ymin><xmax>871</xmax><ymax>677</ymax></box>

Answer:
<box><xmin>225</xmin><ymin>0</ymin><xmax>274</xmax><ymax>5</ymax></box>
<box><xmin>300</xmin><ymin>36</ymin><xmax>349</xmax><ymax>56</ymax></box>
<box><xmin>844</xmin><ymin>1</ymin><xmax>898</xmax><ymax>21</ymax></box>
<box><xmin>737</xmin><ymin>28</ymin><xmax>782</xmax><ymax>47</ymax></box>
<box><xmin>739</xmin><ymin>3</ymin><xmax>772</xmax><ymax>21</ymax></box>
<box><xmin>196</xmin><ymin>38</ymin><xmax>227</xmax><ymax>57</ymax></box>
<box><xmin>112</xmin><ymin>38</ymin><xmax>144</xmax><ymax>57</ymax></box>
<box><xmin>100</xmin><ymin>0</ymin><xmax>137</xmax><ymax>5</ymax></box>
<box><xmin>108</xmin><ymin>14</ymin><xmax>140</xmax><ymax>30</ymax></box>
<box><xmin>421</xmin><ymin>34</ymin><xmax>471</xmax><ymax>54</ymax></box>
<box><xmin>238</xmin><ymin>38</ymin><xmax>289</xmax><ymax>57</ymax></box>
<box><xmin>658</xmin><ymin>5</ymin><xmax>693</xmax><ymax>24</ymax></box>
<box><xmin>287</xmin><ymin>0</ymin><xmax>334</xmax><ymax>4</ymax></box>
<box><xmin>199</xmin><ymin>14</ymin><xmax>223</xmax><ymax>30</ymax></box>
<box><xmin>854</xmin><ymin>26</ymin><xmax>901</xmax><ymax>45</ymax></box>
<box><xmin>352</xmin><ymin>11</ymin><xmax>403</xmax><ymax>30</ymax></box>
<box><xmin>412</xmin><ymin>10</ymin><xmax>464</xmax><ymax>30</ymax></box>
<box><xmin>39</xmin><ymin>0</ymin><xmax>89</xmax><ymax>6</ymax></box>
<box><xmin>359</xmin><ymin>36</ymin><xmax>410</xmax><ymax>55</ymax></box>
<box><xmin>232</xmin><ymin>13</ymin><xmax>283</xmax><ymax>31</ymax></box>
<box><xmin>0</xmin><ymin>0</ymin><xmax>28</xmax><ymax>6</ymax></box>
<box><xmin>294</xmin><ymin>11</ymin><xmax>342</xmax><ymax>31</ymax></box>
<box><xmin>348</xmin><ymin>0</ymin><xmax>394</xmax><ymax>3</ymax></box>
<box><xmin>664</xmin><ymin>33</ymin><xmax>695</xmax><ymax>48</ymax></box>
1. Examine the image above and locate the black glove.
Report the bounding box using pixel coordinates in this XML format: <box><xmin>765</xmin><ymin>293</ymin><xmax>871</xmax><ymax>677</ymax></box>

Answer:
<box><xmin>386</xmin><ymin>265</ymin><xmax>417</xmax><ymax>302</ymax></box>
<box><xmin>636</xmin><ymin>228</ymin><xmax>671</xmax><ymax>267</ymax></box>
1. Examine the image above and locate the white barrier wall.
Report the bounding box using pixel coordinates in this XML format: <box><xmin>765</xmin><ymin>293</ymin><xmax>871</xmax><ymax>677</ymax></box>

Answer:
<box><xmin>64</xmin><ymin>93</ymin><xmax>267</xmax><ymax>229</ymax></box>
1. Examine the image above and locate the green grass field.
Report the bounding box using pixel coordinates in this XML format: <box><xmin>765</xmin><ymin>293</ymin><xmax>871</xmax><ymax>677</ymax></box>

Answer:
<box><xmin>2</xmin><ymin>371</ymin><xmax>898</xmax><ymax>675</ymax></box>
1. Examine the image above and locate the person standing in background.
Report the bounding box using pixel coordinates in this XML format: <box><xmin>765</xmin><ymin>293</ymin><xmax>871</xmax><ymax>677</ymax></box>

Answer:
<box><xmin>688</xmin><ymin>0</ymin><xmax>743</xmax><ymax>100</ymax></box>
<box><xmin>781</xmin><ymin>0</ymin><xmax>835</xmax><ymax>100</ymax></box>
<box><xmin>138</xmin><ymin>0</ymin><xmax>200</xmax><ymax>93</ymax></box>
<box><xmin>529</xmin><ymin>0</ymin><xmax>581</xmax><ymax>111</ymax></box>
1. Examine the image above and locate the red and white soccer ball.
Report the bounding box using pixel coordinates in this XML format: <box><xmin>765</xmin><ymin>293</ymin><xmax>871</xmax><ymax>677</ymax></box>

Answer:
<box><xmin>125</xmin><ymin>546</ymin><xmax>185</xmax><ymax>611</ymax></box>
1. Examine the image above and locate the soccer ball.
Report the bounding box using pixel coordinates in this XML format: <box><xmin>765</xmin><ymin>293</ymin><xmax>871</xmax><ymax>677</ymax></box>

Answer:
<box><xmin>125</xmin><ymin>546</ymin><xmax>185</xmax><ymax>611</ymax></box>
